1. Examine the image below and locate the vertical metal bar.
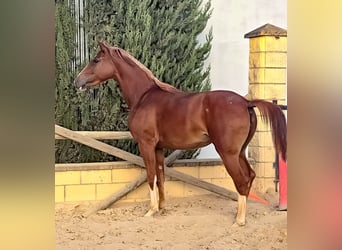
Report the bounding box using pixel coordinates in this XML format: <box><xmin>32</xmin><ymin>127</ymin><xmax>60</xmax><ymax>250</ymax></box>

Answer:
<box><xmin>83</xmin><ymin>0</ymin><xmax>87</xmax><ymax>63</ymax></box>
<box><xmin>272</xmin><ymin>99</ymin><xmax>288</xmax><ymax>210</ymax></box>
<box><xmin>272</xmin><ymin>99</ymin><xmax>279</xmax><ymax>192</ymax></box>
<box><xmin>79</xmin><ymin>0</ymin><xmax>81</xmax><ymax>66</ymax></box>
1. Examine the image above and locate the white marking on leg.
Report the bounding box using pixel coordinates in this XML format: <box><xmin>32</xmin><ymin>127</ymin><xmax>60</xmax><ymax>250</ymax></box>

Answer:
<box><xmin>144</xmin><ymin>175</ymin><xmax>159</xmax><ymax>217</ymax></box>
<box><xmin>151</xmin><ymin>175</ymin><xmax>158</xmax><ymax>208</ymax></box>
<box><xmin>235</xmin><ymin>194</ymin><xmax>247</xmax><ymax>226</ymax></box>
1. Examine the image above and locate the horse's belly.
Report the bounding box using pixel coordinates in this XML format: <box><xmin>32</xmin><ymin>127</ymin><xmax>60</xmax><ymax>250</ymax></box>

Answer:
<box><xmin>158</xmin><ymin>132</ymin><xmax>211</xmax><ymax>149</ymax></box>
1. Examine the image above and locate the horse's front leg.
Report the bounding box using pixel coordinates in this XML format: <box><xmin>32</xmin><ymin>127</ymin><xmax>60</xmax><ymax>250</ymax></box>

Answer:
<box><xmin>156</xmin><ymin>148</ymin><xmax>165</xmax><ymax>209</ymax></box>
<box><xmin>138</xmin><ymin>142</ymin><xmax>159</xmax><ymax>217</ymax></box>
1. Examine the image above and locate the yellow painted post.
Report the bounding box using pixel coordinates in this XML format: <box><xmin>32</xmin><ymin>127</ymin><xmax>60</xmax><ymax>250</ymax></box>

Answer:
<box><xmin>244</xmin><ymin>23</ymin><xmax>287</xmax><ymax>193</ymax></box>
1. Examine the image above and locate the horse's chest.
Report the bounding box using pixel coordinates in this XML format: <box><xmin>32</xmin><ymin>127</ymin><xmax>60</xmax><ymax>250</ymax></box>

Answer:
<box><xmin>128</xmin><ymin>109</ymin><xmax>157</xmax><ymax>137</ymax></box>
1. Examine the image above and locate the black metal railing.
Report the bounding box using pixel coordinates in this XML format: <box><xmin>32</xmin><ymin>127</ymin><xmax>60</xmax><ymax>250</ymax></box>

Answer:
<box><xmin>272</xmin><ymin>99</ymin><xmax>287</xmax><ymax>192</ymax></box>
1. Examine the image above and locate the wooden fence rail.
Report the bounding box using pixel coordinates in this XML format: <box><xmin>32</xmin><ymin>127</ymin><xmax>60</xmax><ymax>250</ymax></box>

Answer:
<box><xmin>55</xmin><ymin>131</ymin><xmax>132</xmax><ymax>140</ymax></box>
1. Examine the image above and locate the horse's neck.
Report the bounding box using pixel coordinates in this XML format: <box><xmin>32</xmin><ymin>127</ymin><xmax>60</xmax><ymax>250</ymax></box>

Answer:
<box><xmin>115</xmin><ymin>67</ymin><xmax>155</xmax><ymax>108</ymax></box>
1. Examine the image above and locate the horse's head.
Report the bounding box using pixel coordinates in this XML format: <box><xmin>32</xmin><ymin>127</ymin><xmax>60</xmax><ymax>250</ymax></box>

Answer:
<box><xmin>75</xmin><ymin>41</ymin><xmax>118</xmax><ymax>91</ymax></box>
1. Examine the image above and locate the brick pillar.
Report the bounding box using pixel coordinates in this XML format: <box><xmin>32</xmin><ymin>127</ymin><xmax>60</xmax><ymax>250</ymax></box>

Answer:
<box><xmin>244</xmin><ymin>23</ymin><xmax>287</xmax><ymax>193</ymax></box>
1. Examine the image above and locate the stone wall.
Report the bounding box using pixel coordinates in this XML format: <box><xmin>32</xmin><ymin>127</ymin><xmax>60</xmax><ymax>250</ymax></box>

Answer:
<box><xmin>55</xmin><ymin>160</ymin><xmax>237</xmax><ymax>203</ymax></box>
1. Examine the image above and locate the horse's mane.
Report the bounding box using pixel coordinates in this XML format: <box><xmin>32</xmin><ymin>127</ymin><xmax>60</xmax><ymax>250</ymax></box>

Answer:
<box><xmin>110</xmin><ymin>46</ymin><xmax>182</xmax><ymax>93</ymax></box>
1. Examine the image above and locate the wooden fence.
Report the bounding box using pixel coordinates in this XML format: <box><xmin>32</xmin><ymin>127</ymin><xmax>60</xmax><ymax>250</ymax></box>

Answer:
<box><xmin>55</xmin><ymin>124</ymin><xmax>238</xmax><ymax>216</ymax></box>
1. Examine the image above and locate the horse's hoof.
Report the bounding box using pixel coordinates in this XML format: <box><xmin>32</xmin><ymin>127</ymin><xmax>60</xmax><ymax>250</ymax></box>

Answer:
<box><xmin>159</xmin><ymin>201</ymin><xmax>165</xmax><ymax>210</ymax></box>
<box><xmin>232</xmin><ymin>220</ymin><xmax>246</xmax><ymax>227</ymax></box>
<box><xmin>144</xmin><ymin>209</ymin><xmax>158</xmax><ymax>217</ymax></box>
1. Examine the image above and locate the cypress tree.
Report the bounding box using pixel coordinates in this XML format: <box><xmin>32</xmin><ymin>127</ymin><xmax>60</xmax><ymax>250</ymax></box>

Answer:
<box><xmin>55</xmin><ymin>0</ymin><xmax>80</xmax><ymax>162</ymax></box>
<box><xmin>55</xmin><ymin>0</ymin><xmax>212</xmax><ymax>162</ymax></box>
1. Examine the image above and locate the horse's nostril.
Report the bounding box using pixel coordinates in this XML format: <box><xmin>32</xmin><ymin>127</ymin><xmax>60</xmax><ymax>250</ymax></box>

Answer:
<box><xmin>74</xmin><ymin>76</ymin><xmax>86</xmax><ymax>89</ymax></box>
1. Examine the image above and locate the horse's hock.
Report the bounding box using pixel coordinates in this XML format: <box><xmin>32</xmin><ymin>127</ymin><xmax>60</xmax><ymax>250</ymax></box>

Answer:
<box><xmin>245</xmin><ymin>23</ymin><xmax>287</xmax><ymax>193</ymax></box>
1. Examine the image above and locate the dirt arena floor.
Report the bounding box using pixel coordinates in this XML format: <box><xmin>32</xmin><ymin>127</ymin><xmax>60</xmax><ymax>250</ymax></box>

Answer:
<box><xmin>55</xmin><ymin>190</ymin><xmax>287</xmax><ymax>250</ymax></box>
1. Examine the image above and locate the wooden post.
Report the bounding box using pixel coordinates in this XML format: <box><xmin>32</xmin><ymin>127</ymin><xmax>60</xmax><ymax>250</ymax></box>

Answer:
<box><xmin>244</xmin><ymin>23</ymin><xmax>287</xmax><ymax>193</ymax></box>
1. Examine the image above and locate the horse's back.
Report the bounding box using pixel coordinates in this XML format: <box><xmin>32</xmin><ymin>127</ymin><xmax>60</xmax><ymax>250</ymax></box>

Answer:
<box><xmin>150</xmin><ymin>89</ymin><xmax>248</xmax><ymax>115</ymax></box>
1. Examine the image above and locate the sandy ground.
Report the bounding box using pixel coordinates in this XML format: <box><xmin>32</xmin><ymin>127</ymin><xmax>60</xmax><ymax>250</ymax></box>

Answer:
<box><xmin>55</xmin><ymin>191</ymin><xmax>287</xmax><ymax>250</ymax></box>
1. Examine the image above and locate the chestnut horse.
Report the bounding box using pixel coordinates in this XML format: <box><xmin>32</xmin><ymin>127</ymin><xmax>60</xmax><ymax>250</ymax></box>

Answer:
<box><xmin>75</xmin><ymin>41</ymin><xmax>286</xmax><ymax>226</ymax></box>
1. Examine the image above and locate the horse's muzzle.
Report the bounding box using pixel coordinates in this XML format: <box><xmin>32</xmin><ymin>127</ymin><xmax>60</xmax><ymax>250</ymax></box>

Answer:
<box><xmin>74</xmin><ymin>76</ymin><xmax>88</xmax><ymax>91</ymax></box>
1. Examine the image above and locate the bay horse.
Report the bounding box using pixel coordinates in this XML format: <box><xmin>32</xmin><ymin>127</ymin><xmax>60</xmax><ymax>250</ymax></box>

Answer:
<box><xmin>75</xmin><ymin>41</ymin><xmax>287</xmax><ymax>226</ymax></box>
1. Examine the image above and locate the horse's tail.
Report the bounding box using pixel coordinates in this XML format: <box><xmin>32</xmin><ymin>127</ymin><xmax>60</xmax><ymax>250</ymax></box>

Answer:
<box><xmin>249</xmin><ymin>100</ymin><xmax>287</xmax><ymax>161</ymax></box>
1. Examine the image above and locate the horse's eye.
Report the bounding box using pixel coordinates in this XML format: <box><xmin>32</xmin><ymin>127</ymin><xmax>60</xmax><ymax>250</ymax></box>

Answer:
<box><xmin>93</xmin><ymin>58</ymin><xmax>99</xmax><ymax>63</ymax></box>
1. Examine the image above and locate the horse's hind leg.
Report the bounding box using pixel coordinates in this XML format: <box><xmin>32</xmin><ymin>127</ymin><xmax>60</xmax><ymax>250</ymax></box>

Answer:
<box><xmin>138</xmin><ymin>142</ymin><xmax>159</xmax><ymax>217</ymax></box>
<box><xmin>239</xmin><ymin>153</ymin><xmax>256</xmax><ymax>195</ymax></box>
<box><xmin>233</xmin><ymin>106</ymin><xmax>257</xmax><ymax>225</ymax></box>
<box><xmin>214</xmin><ymin>149</ymin><xmax>251</xmax><ymax>226</ymax></box>
<box><xmin>236</xmin><ymin>193</ymin><xmax>247</xmax><ymax>226</ymax></box>
<box><xmin>239</xmin><ymin>105</ymin><xmax>257</xmax><ymax>191</ymax></box>
<box><xmin>213</xmin><ymin>134</ymin><xmax>253</xmax><ymax>226</ymax></box>
<box><xmin>235</xmin><ymin>153</ymin><xmax>256</xmax><ymax>226</ymax></box>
